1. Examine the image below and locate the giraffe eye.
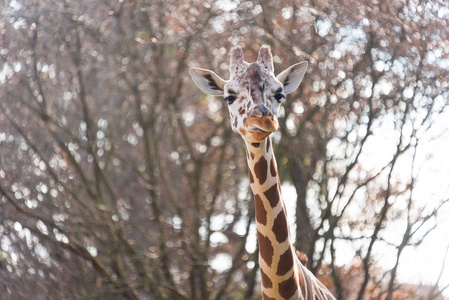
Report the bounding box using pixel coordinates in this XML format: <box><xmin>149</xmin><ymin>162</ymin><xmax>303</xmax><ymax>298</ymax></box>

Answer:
<box><xmin>274</xmin><ymin>93</ymin><xmax>285</xmax><ymax>103</ymax></box>
<box><xmin>224</xmin><ymin>95</ymin><xmax>237</xmax><ymax>105</ymax></box>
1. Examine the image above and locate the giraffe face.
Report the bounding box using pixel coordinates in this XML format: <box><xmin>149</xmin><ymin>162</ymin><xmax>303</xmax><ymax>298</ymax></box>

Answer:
<box><xmin>223</xmin><ymin>62</ymin><xmax>284</xmax><ymax>142</ymax></box>
<box><xmin>190</xmin><ymin>46</ymin><xmax>308</xmax><ymax>143</ymax></box>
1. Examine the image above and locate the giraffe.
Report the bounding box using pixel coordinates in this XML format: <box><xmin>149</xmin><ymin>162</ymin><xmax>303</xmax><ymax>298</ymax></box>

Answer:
<box><xmin>190</xmin><ymin>46</ymin><xmax>336</xmax><ymax>300</ymax></box>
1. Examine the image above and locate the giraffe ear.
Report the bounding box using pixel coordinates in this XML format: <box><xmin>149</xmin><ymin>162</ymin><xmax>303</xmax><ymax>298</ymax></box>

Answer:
<box><xmin>276</xmin><ymin>62</ymin><xmax>308</xmax><ymax>94</ymax></box>
<box><xmin>190</xmin><ymin>68</ymin><xmax>226</xmax><ymax>96</ymax></box>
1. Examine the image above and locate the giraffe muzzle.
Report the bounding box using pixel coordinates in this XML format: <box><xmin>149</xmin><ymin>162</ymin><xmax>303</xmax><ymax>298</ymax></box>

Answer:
<box><xmin>245</xmin><ymin>105</ymin><xmax>278</xmax><ymax>141</ymax></box>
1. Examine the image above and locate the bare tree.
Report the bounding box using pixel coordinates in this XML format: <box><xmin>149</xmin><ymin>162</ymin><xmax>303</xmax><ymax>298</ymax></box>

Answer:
<box><xmin>1</xmin><ymin>0</ymin><xmax>448</xmax><ymax>299</ymax></box>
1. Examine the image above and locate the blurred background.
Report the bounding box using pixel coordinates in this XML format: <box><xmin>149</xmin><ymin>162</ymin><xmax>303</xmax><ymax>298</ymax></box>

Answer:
<box><xmin>1</xmin><ymin>0</ymin><xmax>449</xmax><ymax>299</ymax></box>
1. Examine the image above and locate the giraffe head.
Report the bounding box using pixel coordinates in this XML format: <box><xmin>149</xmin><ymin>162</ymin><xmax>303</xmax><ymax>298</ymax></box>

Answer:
<box><xmin>190</xmin><ymin>46</ymin><xmax>307</xmax><ymax>143</ymax></box>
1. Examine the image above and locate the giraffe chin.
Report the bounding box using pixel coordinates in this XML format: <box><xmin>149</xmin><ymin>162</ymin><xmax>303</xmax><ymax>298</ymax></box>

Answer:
<box><xmin>249</xmin><ymin>130</ymin><xmax>272</xmax><ymax>141</ymax></box>
<box><xmin>245</xmin><ymin>116</ymin><xmax>278</xmax><ymax>142</ymax></box>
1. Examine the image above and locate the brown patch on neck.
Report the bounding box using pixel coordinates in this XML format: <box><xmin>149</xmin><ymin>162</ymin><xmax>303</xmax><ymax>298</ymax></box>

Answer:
<box><xmin>277</xmin><ymin>246</ymin><xmax>294</xmax><ymax>276</ymax></box>
<box><xmin>263</xmin><ymin>183</ymin><xmax>280</xmax><ymax>208</ymax></box>
<box><xmin>257</xmin><ymin>230</ymin><xmax>274</xmax><ymax>267</ymax></box>
<box><xmin>254</xmin><ymin>156</ymin><xmax>268</xmax><ymax>185</ymax></box>
<box><xmin>270</xmin><ymin>157</ymin><xmax>277</xmax><ymax>177</ymax></box>
<box><xmin>278</xmin><ymin>275</ymin><xmax>298</xmax><ymax>299</ymax></box>
<box><xmin>254</xmin><ymin>194</ymin><xmax>267</xmax><ymax>225</ymax></box>
<box><xmin>260</xmin><ymin>268</ymin><xmax>273</xmax><ymax>289</ymax></box>
<box><xmin>251</xmin><ymin>142</ymin><xmax>260</xmax><ymax>147</ymax></box>
<box><xmin>272</xmin><ymin>210</ymin><xmax>288</xmax><ymax>243</ymax></box>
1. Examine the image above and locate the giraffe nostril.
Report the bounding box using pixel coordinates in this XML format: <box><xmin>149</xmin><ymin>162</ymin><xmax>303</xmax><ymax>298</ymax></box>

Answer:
<box><xmin>253</xmin><ymin>109</ymin><xmax>263</xmax><ymax>118</ymax></box>
<box><xmin>251</xmin><ymin>105</ymin><xmax>272</xmax><ymax>118</ymax></box>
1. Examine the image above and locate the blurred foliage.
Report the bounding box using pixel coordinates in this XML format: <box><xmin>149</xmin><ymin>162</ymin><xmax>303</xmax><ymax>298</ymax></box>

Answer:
<box><xmin>0</xmin><ymin>0</ymin><xmax>448</xmax><ymax>299</ymax></box>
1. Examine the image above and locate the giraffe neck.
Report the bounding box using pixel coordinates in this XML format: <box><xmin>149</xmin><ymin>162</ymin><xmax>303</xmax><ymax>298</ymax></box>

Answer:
<box><xmin>245</xmin><ymin>138</ymin><xmax>336</xmax><ymax>300</ymax></box>
<box><xmin>245</xmin><ymin>138</ymin><xmax>300</xmax><ymax>300</ymax></box>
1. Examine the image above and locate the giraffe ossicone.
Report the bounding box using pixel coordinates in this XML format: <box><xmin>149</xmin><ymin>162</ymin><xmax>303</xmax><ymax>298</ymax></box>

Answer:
<box><xmin>191</xmin><ymin>46</ymin><xmax>335</xmax><ymax>300</ymax></box>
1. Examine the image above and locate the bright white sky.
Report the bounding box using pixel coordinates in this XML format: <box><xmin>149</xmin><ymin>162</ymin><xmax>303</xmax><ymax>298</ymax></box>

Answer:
<box><xmin>394</xmin><ymin>110</ymin><xmax>449</xmax><ymax>294</ymax></box>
